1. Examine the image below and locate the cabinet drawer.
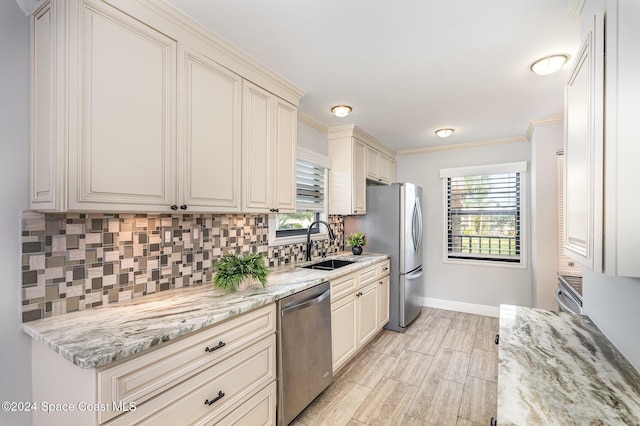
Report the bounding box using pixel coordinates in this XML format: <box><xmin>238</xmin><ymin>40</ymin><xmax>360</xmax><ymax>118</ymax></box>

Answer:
<box><xmin>98</xmin><ymin>304</ymin><xmax>275</xmax><ymax>423</ymax></box>
<box><xmin>358</xmin><ymin>265</ymin><xmax>377</xmax><ymax>286</ymax></box>
<box><xmin>330</xmin><ymin>272</ymin><xmax>357</xmax><ymax>301</ymax></box>
<box><xmin>216</xmin><ymin>381</ymin><xmax>276</xmax><ymax>425</ymax></box>
<box><xmin>376</xmin><ymin>260</ymin><xmax>390</xmax><ymax>278</ymax></box>
<box><xmin>106</xmin><ymin>334</ymin><xmax>276</xmax><ymax>425</ymax></box>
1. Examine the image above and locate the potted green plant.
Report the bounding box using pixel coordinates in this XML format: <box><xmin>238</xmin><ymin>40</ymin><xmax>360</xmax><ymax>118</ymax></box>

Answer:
<box><xmin>346</xmin><ymin>232</ymin><xmax>368</xmax><ymax>255</ymax></box>
<box><xmin>213</xmin><ymin>252</ymin><xmax>269</xmax><ymax>292</ymax></box>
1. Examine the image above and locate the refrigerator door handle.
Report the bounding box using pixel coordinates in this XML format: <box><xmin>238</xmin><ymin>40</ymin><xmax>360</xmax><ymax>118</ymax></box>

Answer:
<box><xmin>416</xmin><ymin>199</ymin><xmax>422</xmax><ymax>250</ymax></box>
<box><xmin>405</xmin><ymin>266</ymin><xmax>423</xmax><ymax>280</ymax></box>
<box><xmin>411</xmin><ymin>200</ymin><xmax>420</xmax><ymax>251</ymax></box>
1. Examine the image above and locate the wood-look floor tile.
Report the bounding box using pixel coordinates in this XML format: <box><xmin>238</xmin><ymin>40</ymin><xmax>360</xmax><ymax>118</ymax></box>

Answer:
<box><xmin>402</xmin><ymin>415</ymin><xmax>431</xmax><ymax>425</ymax></box>
<box><xmin>407</xmin><ymin>375</ymin><xmax>465</xmax><ymax>426</ymax></box>
<box><xmin>455</xmin><ymin>418</ymin><xmax>484</xmax><ymax>426</ymax></box>
<box><xmin>426</xmin><ymin>348</ymin><xmax>471</xmax><ymax>384</ymax></box>
<box><xmin>346</xmin><ymin>420</ymin><xmax>368</xmax><ymax>426</ymax></box>
<box><xmin>427</xmin><ymin>307</ymin><xmax>457</xmax><ymax>319</ymax></box>
<box><xmin>440</xmin><ymin>329</ymin><xmax>476</xmax><ymax>353</ymax></box>
<box><xmin>353</xmin><ymin>377</ymin><xmax>418</xmax><ymax>426</ymax></box>
<box><xmin>449</xmin><ymin>313</ymin><xmax>480</xmax><ymax>333</ymax></box>
<box><xmin>404</xmin><ymin>327</ymin><xmax>447</xmax><ymax>355</ymax></box>
<box><xmin>295</xmin><ymin>378</ymin><xmax>371</xmax><ymax>426</ymax></box>
<box><xmin>368</xmin><ymin>329</ymin><xmax>409</xmax><ymax>357</ymax></box>
<box><xmin>477</xmin><ymin>315</ymin><xmax>499</xmax><ymax>332</ymax></box>
<box><xmin>473</xmin><ymin>330</ymin><xmax>499</xmax><ymax>352</ymax></box>
<box><xmin>467</xmin><ymin>348</ymin><xmax>498</xmax><ymax>382</ymax></box>
<box><xmin>458</xmin><ymin>376</ymin><xmax>497</xmax><ymax>425</ymax></box>
<box><xmin>386</xmin><ymin>349</ymin><xmax>433</xmax><ymax>386</ymax></box>
<box><xmin>420</xmin><ymin>315</ymin><xmax>452</xmax><ymax>331</ymax></box>
<box><xmin>340</xmin><ymin>348</ymin><xmax>396</xmax><ymax>388</ymax></box>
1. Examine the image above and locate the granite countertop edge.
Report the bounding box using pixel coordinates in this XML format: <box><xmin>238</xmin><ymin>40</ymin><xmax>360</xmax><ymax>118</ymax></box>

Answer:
<box><xmin>21</xmin><ymin>252</ymin><xmax>389</xmax><ymax>369</ymax></box>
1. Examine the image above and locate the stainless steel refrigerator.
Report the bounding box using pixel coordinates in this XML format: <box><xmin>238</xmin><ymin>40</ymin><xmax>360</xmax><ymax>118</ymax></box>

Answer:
<box><xmin>345</xmin><ymin>182</ymin><xmax>424</xmax><ymax>332</ymax></box>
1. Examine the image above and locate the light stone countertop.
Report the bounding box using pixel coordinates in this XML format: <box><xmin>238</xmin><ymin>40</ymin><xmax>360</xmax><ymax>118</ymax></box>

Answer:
<box><xmin>21</xmin><ymin>252</ymin><xmax>389</xmax><ymax>369</ymax></box>
<box><xmin>498</xmin><ymin>304</ymin><xmax>640</xmax><ymax>425</ymax></box>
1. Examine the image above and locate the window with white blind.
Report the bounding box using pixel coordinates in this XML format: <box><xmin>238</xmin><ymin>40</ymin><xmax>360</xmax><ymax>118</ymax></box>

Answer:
<box><xmin>440</xmin><ymin>162</ymin><xmax>527</xmax><ymax>265</ymax></box>
<box><xmin>269</xmin><ymin>148</ymin><xmax>331</xmax><ymax>244</ymax></box>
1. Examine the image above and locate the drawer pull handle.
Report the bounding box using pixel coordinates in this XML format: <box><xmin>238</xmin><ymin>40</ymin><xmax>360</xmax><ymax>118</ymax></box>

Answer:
<box><xmin>382</xmin><ymin>267</ymin><xmax>389</xmax><ymax>271</ymax></box>
<box><xmin>495</xmin><ymin>334</ymin><xmax>499</xmax><ymax>345</ymax></box>
<box><xmin>205</xmin><ymin>341</ymin><xmax>226</xmax><ymax>352</ymax></box>
<box><xmin>204</xmin><ymin>391</ymin><xmax>225</xmax><ymax>406</ymax></box>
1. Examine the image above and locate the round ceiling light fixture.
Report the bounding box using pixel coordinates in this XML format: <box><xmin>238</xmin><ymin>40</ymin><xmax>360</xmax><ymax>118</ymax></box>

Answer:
<box><xmin>331</xmin><ymin>105</ymin><xmax>352</xmax><ymax>117</ymax></box>
<box><xmin>435</xmin><ymin>128</ymin><xmax>454</xmax><ymax>138</ymax></box>
<box><xmin>530</xmin><ymin>54</ymin><xmax>569</xmax><ymax>75</ymax></box>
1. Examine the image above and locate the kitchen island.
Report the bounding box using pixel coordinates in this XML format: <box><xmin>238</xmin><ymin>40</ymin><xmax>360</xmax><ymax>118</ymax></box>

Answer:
<box><xmin>497</xmin><ymin>305</ymin><xmax>640</xmax><ymax>425</ymax></box>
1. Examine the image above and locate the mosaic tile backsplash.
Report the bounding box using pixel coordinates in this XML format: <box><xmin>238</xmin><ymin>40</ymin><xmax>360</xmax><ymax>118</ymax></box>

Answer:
<box><xmin>21</xmin><ymin>211</ymin><xmax>345</xmax><ymax>322</ymax></box>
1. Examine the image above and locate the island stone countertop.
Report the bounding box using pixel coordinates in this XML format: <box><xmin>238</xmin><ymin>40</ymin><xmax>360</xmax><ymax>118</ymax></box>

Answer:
<box><xmin>21</xmin><ymin>252</ymin><xmax>388</xmax><ymax>369</ymax></box>
<box><xmin>498</xmin><ymin>304</ymin><xmax>640</xmax><ymax>425</ymax></box>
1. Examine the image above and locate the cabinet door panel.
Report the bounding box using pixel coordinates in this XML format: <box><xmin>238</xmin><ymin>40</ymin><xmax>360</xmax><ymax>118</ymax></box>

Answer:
<box><xmin>353</xmin><ymin>140</ymin><xmax>367</xmax><ymax>214</ymax></box>
<box><xmin>73</xmin><ymin>3</ymin><xmax>176</xmax><ymax>209</ymax></box>
<box><xmin>367</xmin><ymin>147</ymin><xmax>378</xmax><ymax>180</ymax></box>
<box><xmin>377</xmin><ymin>276</ymin><xmax>390</xmax><ymax>329</ymax></box>
<box><xmin>357</xmin><ymin>283</ymin><xmax>378</xmax><ymax>346</ymax></box>
<box><xmin>563</xmin><ymin>14</ymin><xmax>603</xmax><ymax>271</ymax></box>
<box><xmin>181</xmin><ymin>49</ymin><xmax>241</xmax><ymax>211</ymax></box>
<box><xmin>274</xmin><ymin>99</ymin><xmax>297</xmax><ymax>213</ymax></box>
<box><xmin>331</xmin><ymin>294</ymin><xmax>357</xmax><ymax>372</ymax></box>
<box><xmin>243</xmin><ymin>82</ymin><xmax>272</xmax><ymax>211</ymax></box>
<box><xmin>379</xmin><ymin>154</ymin><xmax>391</xmax><ymax>183</ymax></box>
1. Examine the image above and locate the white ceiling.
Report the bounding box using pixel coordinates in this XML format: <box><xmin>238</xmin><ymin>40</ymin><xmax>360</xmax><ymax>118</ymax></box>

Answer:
<box><xmin>165</xmin><ymin>0</ymin><xmax>581</xmax><ymax>152</ymax></box>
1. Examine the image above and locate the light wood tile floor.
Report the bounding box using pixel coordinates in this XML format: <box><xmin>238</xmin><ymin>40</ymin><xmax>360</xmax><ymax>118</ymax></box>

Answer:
<box><xmin>293</xmin><ymin>307</ymin><xmax>499</xmax><ymax>426</ymax></box>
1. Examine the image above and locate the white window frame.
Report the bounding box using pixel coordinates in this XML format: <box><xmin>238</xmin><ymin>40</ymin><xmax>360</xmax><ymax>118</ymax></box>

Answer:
<box><xmin>440</xmin><ymin>161</ymin><xmax>528</xmax><ymax>269</ymax></box>
<box><xmin>268</xmin><ymin>148</ymin><xmax>331</xmax><ymax>246</ymax></box>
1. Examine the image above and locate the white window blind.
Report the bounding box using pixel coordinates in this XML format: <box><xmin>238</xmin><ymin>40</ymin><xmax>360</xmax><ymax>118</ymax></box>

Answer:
<box><xmin>296</xmin><ymin>160</ymin><xmax>325</xmax><ymax>212</ymax></box>
<box><xmin>446</xmin><ymin>172</ymin><xmax>522</xmax><ymax>262</ymax></box>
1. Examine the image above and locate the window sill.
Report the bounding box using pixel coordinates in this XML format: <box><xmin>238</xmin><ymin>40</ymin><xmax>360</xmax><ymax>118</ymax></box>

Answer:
<box><xmin>443</xmin><ymin>257</ymin><xmax>527</xmax><ymax>270</ymax></box>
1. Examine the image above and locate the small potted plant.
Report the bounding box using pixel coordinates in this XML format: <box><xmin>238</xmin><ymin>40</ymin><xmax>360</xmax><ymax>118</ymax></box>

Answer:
<box><xmin>213</xmin><ymin>252</ymin><xmax>269</xmax><ymax>292</ymax></box>
<box><xmin>346</xmin><ymin>232</ymin><xmax>368</xmax><ymax>255</ymax></box>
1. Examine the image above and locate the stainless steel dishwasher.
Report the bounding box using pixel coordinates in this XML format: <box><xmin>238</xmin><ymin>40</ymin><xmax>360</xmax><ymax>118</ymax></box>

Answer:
<box><xmin>277</xmin><ymin>281</ymin><xmax>332</xmax><ymax>425</ymax></box>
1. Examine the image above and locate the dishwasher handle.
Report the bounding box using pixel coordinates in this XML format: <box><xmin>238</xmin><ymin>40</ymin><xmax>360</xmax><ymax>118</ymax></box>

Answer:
<box><xmin>281</xmin><ymin>289</ymin><xmax>331</xmax><ymax>317</ymax></box>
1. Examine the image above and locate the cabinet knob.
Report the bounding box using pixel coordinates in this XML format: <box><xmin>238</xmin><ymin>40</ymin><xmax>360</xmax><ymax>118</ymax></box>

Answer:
<box><xmin>170</xmin><ymin>205</ymin><xmax>178</xmax><ymax>211</ymax></box>
<box><xmin>180</xmin><ymin>205</ymin><xmax>187</xmax><ymax>210</ymax></box>
<box><xmin>495</xmin><ymin>334</ymin><xmax>500</xmax><ymax>345</ymax></box>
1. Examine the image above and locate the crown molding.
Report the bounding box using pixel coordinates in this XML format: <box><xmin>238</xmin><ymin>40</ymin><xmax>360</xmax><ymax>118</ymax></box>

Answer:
<box><xmin>327</xmin><ymin>125</ymin><xmax>397</xmax><ymax>157</ymax></box>
<box><xmin>566</xmin><ymin>0</ymin><xmax>586</xmax><ymax>16</ymax></box>
<box><xmin>397</xmin><ymin>136</ymin><xmax>529</xmax><ymax>156</ymax></box>
<box><xmin>297</xmin><ymin>113</ymin><xmax>329</xmax><ymax>134</ymax></box>
<box><xmin>526</xmin><ymin>115</ymin><xmax>564</xmax><ymax>140</ymax></box>
<box><xmin>139</xmin><ymin>0</ymin><xmax>305</xmax><ymax>104</ymax></box>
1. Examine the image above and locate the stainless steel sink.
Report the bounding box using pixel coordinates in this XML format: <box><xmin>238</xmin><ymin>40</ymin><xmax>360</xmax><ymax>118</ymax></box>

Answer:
<box><xmin>302</xmin><ymin>259</ymin><xmax>355</xmax><ymax>270</ymax></box>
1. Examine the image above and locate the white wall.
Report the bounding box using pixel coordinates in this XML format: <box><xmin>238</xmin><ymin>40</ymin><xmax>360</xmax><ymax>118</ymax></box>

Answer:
<box><xmin>396</xmin><ymin>141</ymin><xmax>532</xmax><ymax>314</ymax></box>
<box><xmin>583</xmin><ymin>271</ymin><xmax>640</xmax><ymax>370</ymax></box>
<box><xmin>297</xmin><ymin>120</ymin><xmax>328</xmax><ymax>156</ymax></box>
<box><xmin>530</xmin><ymin>123</ymin><xmax>563</xmax><ymax>310</ymax></box>
<box><xmin>0</xmin><ymin>2</ymin><xmax>33</xmax><ymax>425</ymax></box>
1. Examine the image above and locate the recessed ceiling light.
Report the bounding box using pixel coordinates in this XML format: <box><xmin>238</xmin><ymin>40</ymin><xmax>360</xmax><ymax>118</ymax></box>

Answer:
<box><xmin>530</xmin><ymin>54</ymin><xmax>569</xmax><ymax>75</ymax></box>
<box><xmin>331</xmin><ymin>105</ymin><xmax>352</xmax><ymax>117</ymax></box>
<box><xmin>435</xmin><ymin>128</ymin><xmax>454</xmax><ymax>138</ymax></box>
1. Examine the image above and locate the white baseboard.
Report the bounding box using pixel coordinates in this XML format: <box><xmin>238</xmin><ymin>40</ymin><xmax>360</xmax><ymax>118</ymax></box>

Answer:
<box><xmin>420</xmin><ymin>297</ymin><xmax>500</xmax><ymax>318</ymax></box>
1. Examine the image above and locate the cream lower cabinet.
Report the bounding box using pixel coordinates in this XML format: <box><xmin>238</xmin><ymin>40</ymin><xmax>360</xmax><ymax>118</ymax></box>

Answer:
<box><xmin>31</xmin><ymin>304</ymin><xmax>276</xmax><ymax>426</ymax></box>
<box><xmin>242</xmin><ymin>81</ymin><xmax>297</xmax><ymax>214</ymax></box>
<box><xmin>330</xmin><ymin>259</ymin><xmax>390</xmax><ymax>373</ymax></box>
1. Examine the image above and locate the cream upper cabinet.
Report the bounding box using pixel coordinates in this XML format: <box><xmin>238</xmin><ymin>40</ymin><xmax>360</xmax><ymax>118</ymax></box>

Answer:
<box><xmin>328</xmin><ymin>136</ymin><xmax>367</xmax><ymax>215</ymax></box>
<box><xmin>30</xmin><ymin>0</ymin><xmax>302</xmax><ymax>213</ymax></box>
<box><xmin>242</xmin><ymin>81</ymin><xmax>297</xmax><ymax>213</ymax></box>
<box><xmin>178</xmin><ymin>47</ymin><xmax>242</xmax><ymax>212</ymax></box>
<box><xmin>328</xmin><ymin>125</ymin><xmax>396</xmax><ymax>215</ymax></box>
<box><xmin>563</xmin><ymin>11</ymin><xmax>604</xmax><ymax>272</ymax></box>
<box><xmin>366</xmin><ymin>146</ymin><xmax>393</xmax><ymax>184</ymax></box>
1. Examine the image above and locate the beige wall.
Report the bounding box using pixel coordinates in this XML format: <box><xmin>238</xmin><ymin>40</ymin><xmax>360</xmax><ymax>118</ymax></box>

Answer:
<box><xmin>0</xmin><ymin>1</ymin><xmax>32</xmax><ymax>425</ymax></box>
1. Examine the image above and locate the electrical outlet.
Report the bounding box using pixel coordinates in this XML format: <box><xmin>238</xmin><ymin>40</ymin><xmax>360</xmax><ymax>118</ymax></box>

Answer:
<box><xmin>162</xmin><ymin>227</ymin><xmax>172</xmax><ymax>247</ymax></box>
